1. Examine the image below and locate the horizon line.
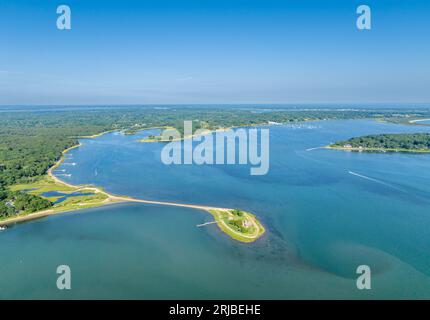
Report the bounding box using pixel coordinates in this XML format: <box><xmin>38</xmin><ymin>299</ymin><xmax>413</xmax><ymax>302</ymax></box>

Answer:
<box><xmin>1</xmin><ymin>102</ymin><xmax>430</xmax><ymax>107</ymax></box>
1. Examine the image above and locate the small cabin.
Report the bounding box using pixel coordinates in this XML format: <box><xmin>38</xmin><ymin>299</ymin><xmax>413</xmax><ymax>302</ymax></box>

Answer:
<box><xmin>242</xmin><ymin>220</ymin><xmax>252</xmax><ymax>228</ymax></box>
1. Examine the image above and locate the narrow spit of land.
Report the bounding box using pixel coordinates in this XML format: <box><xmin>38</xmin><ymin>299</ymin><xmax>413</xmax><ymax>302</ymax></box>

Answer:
<box><xmin>2</xmin><ymin>136</ymin><xmax>265</xmax><ymax>243</ymax></box>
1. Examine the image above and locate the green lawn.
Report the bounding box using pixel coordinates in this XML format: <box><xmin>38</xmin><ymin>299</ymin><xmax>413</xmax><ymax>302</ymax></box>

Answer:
<box><xmin>208</xmin><ymin>209</ymin><xmax>265</xmax><ymax>243</ymax></box>
<box><xmin>6</xmin><ymin>176</ymin><xmax>115</xmax><ymax>219</ymax></box>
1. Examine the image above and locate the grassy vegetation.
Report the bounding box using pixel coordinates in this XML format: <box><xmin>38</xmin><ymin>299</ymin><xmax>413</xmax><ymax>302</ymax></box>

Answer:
<box><xmin>208</xmin><ymin>209</ymin><xmax>265</xmax><ymax>243</ymax></box>
<box><xmin>10</xmin><ymin>176</ymin><xmax>76</xmax><ymax>194</ymax></box>
<box><xmin>140</xmin><ymin>126</ymin><xmax>233</xmax><ymax>143</ymax></box>
<box><xmin>1</xmin><ymin>176</ymin><xmax>114</xmax><ymax>223</ymax></box>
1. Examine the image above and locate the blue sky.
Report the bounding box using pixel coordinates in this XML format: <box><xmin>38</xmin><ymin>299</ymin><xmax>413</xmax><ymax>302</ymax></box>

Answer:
<box><xmin>0</xmin><ymin>0</ymin><xmax>429</xmax><ymax>105</ymax></box>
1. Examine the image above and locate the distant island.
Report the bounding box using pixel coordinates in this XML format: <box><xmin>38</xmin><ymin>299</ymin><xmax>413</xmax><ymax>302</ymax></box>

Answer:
<box><xmin>140</xmin><ymin>127</ymin><xmax>231</xmax><ymax>143</ymax></box>
<box><xmin>328</xmin><ymin>133</ymin><xmax>430</xmax><ymax>153</ymax></box>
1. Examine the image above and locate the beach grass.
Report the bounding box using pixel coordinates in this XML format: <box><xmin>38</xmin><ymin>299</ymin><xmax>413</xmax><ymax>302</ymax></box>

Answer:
<box><xmin>3</xmin><ymin>175</ymin><xmax>116</xmax><ymax>223</ymax></box>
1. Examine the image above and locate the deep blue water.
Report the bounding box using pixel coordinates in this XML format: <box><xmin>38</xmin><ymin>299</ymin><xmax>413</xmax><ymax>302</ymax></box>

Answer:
<box><xmin>1</xmin><ymin>119</ymin><xmax>430</xmax><ymax>299</ymax></box>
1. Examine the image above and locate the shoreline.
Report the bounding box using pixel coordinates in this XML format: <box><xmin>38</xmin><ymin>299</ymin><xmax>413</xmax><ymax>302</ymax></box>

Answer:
<box><xmin>71</xmin><ymin>130</ymin><xmax>116</xmax><ymax>139</ymax></box>
<box><xmin>139</xmin><ymin>126</ymin><xmax>241</xmax><ymax>143</ymax></box>
<box><xmin>2</xmin><ymin>133</ymin><xmax>265</xmax><ymax>243</ymax></box>
<box><xmin>325</xmin><ymin>145</ymin><xmax>430</xmax><ymax>154</ymax></box>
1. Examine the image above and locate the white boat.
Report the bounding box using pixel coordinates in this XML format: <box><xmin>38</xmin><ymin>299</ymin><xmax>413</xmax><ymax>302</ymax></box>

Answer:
<box><xmin>0</xmin><ymin>226</ymin><xmax>7</xmax><ymax>231</ymax></box>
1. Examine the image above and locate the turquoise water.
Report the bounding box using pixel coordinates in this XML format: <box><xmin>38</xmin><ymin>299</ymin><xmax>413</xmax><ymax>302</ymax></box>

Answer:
<box><xmin>1</xmin><ymin>120</ymin><xmax>430</xmax><ymax>299</ymax></box>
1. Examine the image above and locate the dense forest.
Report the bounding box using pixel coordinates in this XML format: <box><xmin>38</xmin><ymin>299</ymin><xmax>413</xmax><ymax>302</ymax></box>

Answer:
<box><xmin>332</xmin><ymin>133</ymin><xmax>430</xmax><ymax>151</ymax></box>
<box><xmin>1</xmin><ymin>105</ymin><xmax>430</xmax><ymax>218</ymax></box>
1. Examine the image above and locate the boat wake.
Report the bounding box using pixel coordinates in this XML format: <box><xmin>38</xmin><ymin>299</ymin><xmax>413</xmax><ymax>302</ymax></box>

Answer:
<box><xmin>348</xmin><ymin>171</ymin><xmax>406</xmax><ymax>192</ymax></box>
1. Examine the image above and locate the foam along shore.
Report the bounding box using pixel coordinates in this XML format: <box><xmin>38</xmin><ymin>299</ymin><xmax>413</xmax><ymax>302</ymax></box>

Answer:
<box><xmin>2</xmin><ymin>135</ymin><xmax>265</xmax><ymax>243</ymax></box>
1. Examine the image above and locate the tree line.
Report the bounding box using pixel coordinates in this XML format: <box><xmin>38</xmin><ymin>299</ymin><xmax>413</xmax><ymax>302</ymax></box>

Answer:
<box><xmin>333</xmin><ymin>133</ymin><xmax>430</xmax><ymax>150</ymax></box>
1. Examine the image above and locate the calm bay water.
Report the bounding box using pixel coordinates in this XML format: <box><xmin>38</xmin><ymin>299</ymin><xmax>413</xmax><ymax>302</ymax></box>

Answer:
<box><xmin>415</xmin><ymin>120</ymin><xmax>430</xmax><ymax>125</ymax></box>
<box><xmin>1</xmin><ymin>120</ymin><xmax>430</xmax><ymax>299</ymax></box>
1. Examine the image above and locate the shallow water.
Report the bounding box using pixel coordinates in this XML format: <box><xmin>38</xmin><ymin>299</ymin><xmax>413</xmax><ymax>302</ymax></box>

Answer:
<box><xmin>415</xmin><ymin>120</ymin><xmax>430</xmax><ymax>125</ymax></box>
<box><xmin>41</xmin><ymin>191</ymin><xmax>95</xmax><ymax>204</ymax></box>
<box><xmin>1</xmin><ymin>120</ymin><xmax>430</xmax><ymax>299</ymax></box>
